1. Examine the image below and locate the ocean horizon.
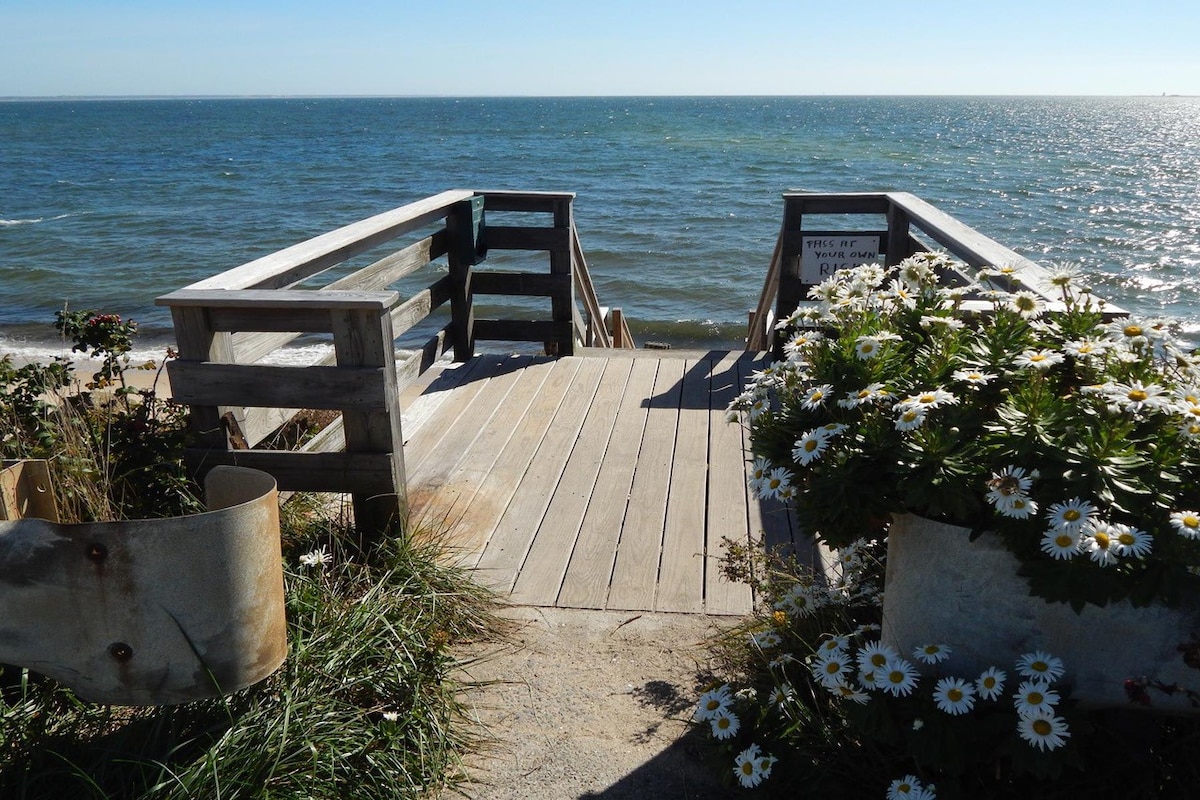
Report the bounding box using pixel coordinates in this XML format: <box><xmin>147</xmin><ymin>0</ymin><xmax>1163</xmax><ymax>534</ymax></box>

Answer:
<box><xmin>3</xmin><ymin>95</ymin><xmax>1198</xmax><ymax>361</ymax></box>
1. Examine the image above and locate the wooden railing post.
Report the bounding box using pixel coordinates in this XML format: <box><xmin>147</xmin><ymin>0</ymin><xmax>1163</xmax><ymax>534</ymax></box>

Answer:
<box><xmin>550</xmin><ymin>196</ymin><xmax>576</xmax><ymax>356</ymax></box>
<box><xmin>331</xmin><ymin>301</ymin><xmax>406</xmax><ymax>537</ymax></box>
<box><xmin>773</xmin><ymin>196</ymin><xmax>806</xmax><ymax>358</ymax></box>
<box><xmin>170</xmin><ymin>306</ymin><xmax>244</xmax><ymax>458</ymax></box>
<box><xmin>447</xmin><ymin>196</ymin><xmax>485</xmax><ymax>362</ymax></box>
<box><xmin>886</xmin><ymin>201</ymin><xmax>912</xmax><ymax>266</ymax></box>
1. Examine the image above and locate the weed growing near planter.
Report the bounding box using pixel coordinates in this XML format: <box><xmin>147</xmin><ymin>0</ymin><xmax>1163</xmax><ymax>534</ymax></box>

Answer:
<box><xmin>0</xmin><ymin>498</ymin><xmax>502</xmax><ymax>799</ymax></box>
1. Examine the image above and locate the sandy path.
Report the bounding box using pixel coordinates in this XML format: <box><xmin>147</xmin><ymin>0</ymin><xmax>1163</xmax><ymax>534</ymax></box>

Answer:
<box><xmin>452</xmin><ymin>606</ymin><xmax>741</xmax><ymax>800</ymax></box>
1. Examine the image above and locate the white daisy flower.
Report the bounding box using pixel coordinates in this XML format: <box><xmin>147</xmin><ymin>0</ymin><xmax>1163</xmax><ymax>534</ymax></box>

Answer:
<box><xmin>898</xmin><ymin>388</ymin><xmax>959</xmax><ymax>411</ymax></box>
<box><xmin>1063</xmin><ymin>337</ymin><xmax>1109</xmax><ymax>359</ymax></box>
<box><xmin>985</xmin><ymin>465</ymin><xmax>1034</xmax><ymax>503</ymax></box>
<box><xmin>830</xmin><ymin>683</ymin><xmax>871</xmax><ymax>704</ymax></box>
<box><xmin>1104</xmin><ymin>318</ymin><xmax>1163</xmax><ymax>349</ymax></box>
<box><xmin>857</xmin><ymin>667</ymin><xmax>881</xmax><ymax>691</ymax></box>
<box><xmin>1112</xmin><ymin>523</ymin><xmax>1153</xmax><ymax>557</ymax></box>
<box><xmin>812</xmin><ymin>651</ymin><xmax>853</xmax><ymax>688</ymax></box>
<box><xmin>752</xmin><ymin>630</ymin><xmax>783</xmax><ymax>649</ymax></box>
<box><xmin>1014</xmin><ymin>349</ymin><xmax>1065</xmax><ymax>371</ymax></box>
<box><xmin>855</xmin><ymin>335</ymin><xmax>884</xmax><ymax>360</ymax></box>
<box><xmin>1170</xmin><ymin>510</ymin><xmax>1200</xmax><ymax>539</ymax></box>
<box><xmin>792</xmin><ymin>430</ymin><xmax>829</xmax><ymax>466</ymax></box>
<box><xmin>1040</xmin><ymin>528</ymin><xmax>1081</xmax><ymax>560</ymax></box>
<box><xmin>1045</xmin><ymin>497</ymin><xmax>1097</xmax><ymax>534</ymax></box>
<box><xmin>880</xmin><ymin>658</ymin><xmax>920</xmax><ymax>697</ymax></box>
<box><xmin>758</xmin><ymin>467</ymin><xmax>793</xmax><ymax>501</ymax></box>
<box><xmin>1046</xmin><ymin>261</ymin><xmax>1080</xmax><ymax>287</ymax></box>
<box><xmin>299</xmin><ymin>546</ymin><xmax>331</xmax><ymax>568</ymax></box>
<box><xmin>710</xmin><ymin>707</ymin><xmax>740</xmax><ymax>740</ymax></box>
<box><xmin>1009</xmin><ymin>291</ymin><xmax>1046</xmax><ymax>319</ymax></box>
<box><xmin>887</xmin><ymin>774</ymin><xmax>927</xmax><ymax>799</ymax></box>
<box><xmin>1015</xmin><ymin>651</ymin><xmax>1066</xmax><ymax>682</ymax></box>
<box><xmin>799</xmin><ymin>383</ymin><xmax>834</xmax><ymax>410</ymax></box>
<box><xmin>995</xmin><ymin>493</ymin><xmax>1038</xmax><ymax>519</ymax></box>
<box><xmin>817</xmin><ymin>635</ymin><xmax>850</xmax><ymax>654</ymax></box>
<box><xmin>932</xmin><ymin>676</ymin><xmax>976</xmax><ymax>715</ymax></box>
<box><xmin>952</xmin><ymin>368</ymin><xmax>997</xmax><ymax>387</ymax></box>
<box><xmin>920</xmin><ymin>314</ymin><xmax>965</xmax><ymax>331</ymax></box>
<box><xmin>894</xmin><ymin>406</ymin><xmax>927</xmax><ymax>431</ymax></box>
<box><xmin>1181</xmin><ymin>420</ymin><xmax>1200</xmax><ymax>440</ymax></box>
<box><xmin>1017</xmin><ymin>712</ymin><xmax>1071</xmax><ymax>752</ymax></box>
<box><xmin>1013</xmin><ymin>680</ymin><xmax>1060</xmax><ymax>717</ymax></box>
<box><xmin>976</xmin><ymin>667</ymin><xmax>1007</xmax><ymax>700</ymax></box>
<box><xmin>734</xmin><ymin>745</ymin><xmax>779</xmax><ymax>789</ymax></box>
<box><xmin>856</xmin><ymin>641</ymin><xmax>900</xmax><ymax>671</ymax></box>
<box><xmin>1103</xmin><ymin>380</ymin><xmax>1171</xmax><ymax>414</ymax></box>
<box><xmin>912</xmin><ymin>643</ymin><xmax>952</xmax><ymax>664</ymax></box>
<box><xmin>1082</xmin><ymin>521</ymin><xmax>1121</xmax><ymax>566</ymax></box>
<box><xmin>693</xmin><ymin>684</ymin><xmax>733</xmax><ymax>721</ymax></box>
<box><xmin>747</xmin><ymin>457</ymin><xmax>772</xmax><ymax>494</ymax></box>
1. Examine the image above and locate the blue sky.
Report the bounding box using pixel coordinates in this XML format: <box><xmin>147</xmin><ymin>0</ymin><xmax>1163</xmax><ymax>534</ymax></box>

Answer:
<box><xmin>3</xmin><ymin>0</ymin><xmax>1198</xmax><ymax>97</ymax></box>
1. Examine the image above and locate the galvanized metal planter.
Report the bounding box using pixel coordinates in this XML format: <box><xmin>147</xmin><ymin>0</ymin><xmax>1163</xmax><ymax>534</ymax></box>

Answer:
<box><xmin>0</xmin><ymin>464</ymin><xmax>286</xmax><ymax>705</ymax></box>
<box><xmin>883</xmin><ymin>513</ymin><xmax>1200</xmax><ymax>715</ymax></box>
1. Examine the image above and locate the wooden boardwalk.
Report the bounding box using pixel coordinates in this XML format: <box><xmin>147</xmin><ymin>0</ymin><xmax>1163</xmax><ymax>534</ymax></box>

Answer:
<box><xmin>399</xmin><ymin>350</ymin><xmax>800</xmax><ymax>616</ymax></box>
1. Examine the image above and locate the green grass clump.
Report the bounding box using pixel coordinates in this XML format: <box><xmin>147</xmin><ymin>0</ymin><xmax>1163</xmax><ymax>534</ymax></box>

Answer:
<box><xmin>0</xmin><ymin>500</ymin><xmax>502</xmax><ymax>799</ymax></box>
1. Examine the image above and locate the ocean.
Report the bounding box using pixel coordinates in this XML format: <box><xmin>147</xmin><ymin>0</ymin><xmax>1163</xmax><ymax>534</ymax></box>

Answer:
<box><xmin>2</xmin><ymin>96</ymin><xmax>1199</xmax><ymax>361</ymax></box>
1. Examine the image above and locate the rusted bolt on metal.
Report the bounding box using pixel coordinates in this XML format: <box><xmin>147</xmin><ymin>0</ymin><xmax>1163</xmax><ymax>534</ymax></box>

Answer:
<box><xmin>86</xmin><ymin>543</ymin><xmax>108</xmax><ymax>563</ymax></box>
<box><xmin>108</xmin><ymin>642</ymin><xmax>133</xmax><ymax>661</ymax></box>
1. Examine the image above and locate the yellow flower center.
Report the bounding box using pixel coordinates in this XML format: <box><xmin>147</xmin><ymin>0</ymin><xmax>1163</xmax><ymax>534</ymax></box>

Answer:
<box><xmin>857</xmin><ymin>389</ymin><xmax>871</xmax><ymax>399</ymax></box>
<box><xmin>1055</xmin><ymin>534</ymin><xmax>1073</xmax><ymax>548</ymax></box>
<box><xmin>902</xmin><ymin>411</ymin><xmax>919</xmax><ymax>422</ymax></box>
<box><xmin>1119</xmin><ymin>532</ymin><xmax>1136</xmax><ymax>546</ymax></box>
<box><xmin>889</xmin><ymin>671</ymin><xmax>905</xmax><ymax>684</ymax></box>
<box><xmin>918</xmin><ymin>394</ymin><xmax>936</xmax><ymax>404</ymax></box>
<box><xmin>1015</xmin><ymin>296</ymin><xmax>1036</xmax><ymax>310</ymax></box>
<box><xmin>741</xmin><ymin>762</ymin><xmax>755</xmax><ymax>776</ymax></box>
<box><xmin>862</xmin><ymin>343</ymin><xmax>875</xmax><ymax>353</ymax></box>
<box><xmin>1030</xmin><ymin>354</ymin><xmax>1047</xmax><ymax>362</ymax></box>
<box><xmin>1032</xmin><ymin>719</ymin><xmax>1053</xmax><ymax>736</ymax></box>
<box><xmin>1032</xmin><ymin>662</ymin><xmax>1048</xmax><ymax>673</ymax></box>
<box><xmin>717</xmin><ymin>717</ymin><xmax>730</xmax><ymax>729</ymax></box>
<box><xmin>705</xmin><ymin>699</ymin><xmax>721</xmax><ymax>711</ymax></box>
<box><xmin>1124</xmin><ymin>325</ymin><xmax>1143</xmax><ymax>337</ymax></box>
<box><xmin>948</xmin><ymin>688</ymin><xmax>963</xmax><ymax>702</ymax></box>
<box><xmin>1063</xmin><ymin>509</ymin><xmax>1081</xmax><ymax>522</ymax></box>
<box><xmin>1128</xmin><ymin>389</ymin><xmax>1148</xmax><ymax>402</ymax></box>
<box><xmin>1094</xmin><ymin>531</ymin><xmax>1112</xmax><ymax>550</ymax></box>
<box><xmin>805</xmin><ymin>440</ymin><xmax>819</xmax><ymax>452</ymax></box>
<box><xmin>1184</xmin><ymin>515</ymin><xmax>1200</xmax><ymax>529</ymax></box>
<box><xmin>1027</xmin><ymin>691</ymin><xmax>1044</xmax><ymax>705</ymax></box>
<box><xmin>982</xmin><ymin>677</ymin><xmax>996</xmax><ymax>689</ymax></box>
<box><xmin>825</xmin><ymin>662</ymin><xmax>841</xmax><ymax>675</ymax></box>
<box><xmin>870</xmin><ymin>653</ymin><xmax>887</xmax><ymax>667</ymax></box>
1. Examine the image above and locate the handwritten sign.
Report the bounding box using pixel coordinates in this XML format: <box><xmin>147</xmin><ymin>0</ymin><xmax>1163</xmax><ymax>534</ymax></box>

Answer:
<box><xmin>800</xmin><ymin>235</ymin><xmax>881</xmax><ymax>283</ymax></box>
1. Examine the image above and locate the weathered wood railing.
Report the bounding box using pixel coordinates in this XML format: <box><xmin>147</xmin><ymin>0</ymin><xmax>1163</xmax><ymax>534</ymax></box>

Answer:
<box><xmin>748</xmin><ymin>192</ymin><xmax>1126</xmax><ymax>352</ymax></box>
<box><xmin>157</xmin><ymin>190</ymin><xmax>631</xmax><ymax>534</ymax></box>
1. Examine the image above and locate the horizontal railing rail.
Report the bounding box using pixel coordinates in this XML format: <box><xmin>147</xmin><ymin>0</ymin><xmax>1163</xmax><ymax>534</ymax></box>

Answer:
<box><xmin>157</xmin><ymin>189</ymin><xmax>631</xmax><ymax>535</ymax></box>
<box><xmin>747</xmin><ymin>192</ymin><xmax>1126</xmax><ymax>352</ymax></box>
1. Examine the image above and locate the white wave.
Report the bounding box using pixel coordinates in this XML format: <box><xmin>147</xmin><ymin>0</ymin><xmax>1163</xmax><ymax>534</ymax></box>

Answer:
<box><xmin>0</xmin><ymin>213</ymin><xmax>74</xmax><ymax>227</ymax></box>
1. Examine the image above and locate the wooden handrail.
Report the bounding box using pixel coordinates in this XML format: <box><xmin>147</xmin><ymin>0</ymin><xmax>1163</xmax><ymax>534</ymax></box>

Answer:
<box><xmin>749</xmin><ymin>191</ymin><xmax>1126</xmax><ymax>353</ymax></box>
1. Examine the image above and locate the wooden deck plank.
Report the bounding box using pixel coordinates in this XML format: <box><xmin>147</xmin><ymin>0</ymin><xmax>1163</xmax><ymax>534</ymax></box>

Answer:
<box><xmin>508</xmin><ymin>358</ymin><xmax>634</xmax><ymax>606</ymax></box>
<box><xmin>444</xmin><ymin>357</ymin><xmax>584</xmax><ymax>569</ymax></box>
<box><xmin>605</xmin><ymin>358</ymin><xmax>686</xmax><ymax>611</ymax></box>
<box><xmin>655</xmin><ymin>358</ymin><xmax>714</xmax><ymax>613</ymax></box>
<box><xmin>705</xmin><ymin>352</ymin><xmax>756</xmax><ymax>615</ymax></box>
<box><xmin>405</xmin><ymin>355</ymin><xmax>536</xmax><ymax>519</ymax></box>
<box><xmin>556</xmin><ymin>357</ymin><xmax>660</xmax><ymax>609</ymax></box>
<box><xmin>472</xmin><ymin>357</ymin><xmax>608</xmax><ymax>592</ymax></box>
<box><xmin>399</xmin><ymin>354</ymin><xmax>509</xmax><ymax>474</ymax></box>
<box><xmin>409</xmin><ymin>358</ymin><xmax>557</xmax><ymax>558</ymax></box>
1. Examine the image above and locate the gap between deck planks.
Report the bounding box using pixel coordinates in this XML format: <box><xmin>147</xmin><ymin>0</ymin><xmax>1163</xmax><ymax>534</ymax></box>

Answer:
<box><xmin>401</xmin><ymin>350</ymin><xmax>801</xmax><ymax>616</ymax></box>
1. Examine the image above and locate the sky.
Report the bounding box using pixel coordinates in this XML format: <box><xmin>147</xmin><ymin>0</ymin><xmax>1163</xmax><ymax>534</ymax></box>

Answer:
<box><xmin>3</xmin><ymin>0</ymin><xmax>1198</xmax><ymax>97</ymax></box>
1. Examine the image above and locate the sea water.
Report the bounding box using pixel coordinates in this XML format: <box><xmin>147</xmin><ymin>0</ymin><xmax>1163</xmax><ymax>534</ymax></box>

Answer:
<box><xmin>2</xmin><ymin>96</ymin><xmax>1198</xmax><ymax>359</ymax></box>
